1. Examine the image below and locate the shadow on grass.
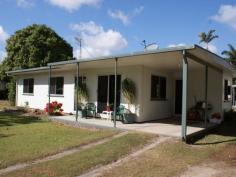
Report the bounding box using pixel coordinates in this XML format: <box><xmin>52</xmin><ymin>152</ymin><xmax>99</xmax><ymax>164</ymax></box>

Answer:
<box><xmin>188</xmin><ymin>119</ymin><xmax>236</xmax><ymax>145</ymax></box>
<box><xmin>0</xmin><ymin>111</ymin><xmax>44</xmax><ymax>127</ymax></box>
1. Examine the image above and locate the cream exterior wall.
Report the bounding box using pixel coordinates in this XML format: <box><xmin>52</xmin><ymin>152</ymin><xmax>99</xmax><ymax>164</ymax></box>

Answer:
<box><xmin>16</xmin><ymin>64</ymin><xmax>233</xmax><ymax>122</ymax></box>
<box><xmin>16</xmin><ymin>71</ymin><xmax>75</xmax><ymax>113</ymax></box>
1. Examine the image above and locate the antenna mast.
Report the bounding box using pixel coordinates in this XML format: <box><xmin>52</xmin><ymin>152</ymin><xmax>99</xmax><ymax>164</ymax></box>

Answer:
<box><xmin>75</xmin><ymin>36</ymin><xmax>82</xmax><ymax>59</ymax></box>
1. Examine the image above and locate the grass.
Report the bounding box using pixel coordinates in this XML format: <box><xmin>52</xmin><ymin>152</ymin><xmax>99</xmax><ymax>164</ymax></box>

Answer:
<box><xmin>101</xmin><ymin>140</ymin><xmax>216</xmax><ymax>177</ymax></box>
<box><xmin>100</xmin><ymin>119</ymin><xmax>236</xmax><ymax>177</ymax></box>
<box><xmin>0</xmin><ymin>112</ymin><xmax>117</xmax><ymax>169</ymax></box>
<box><xmin>1</xmin><ymin>133</ymin><xmax>156</xmax><ymax>177</ymax></box>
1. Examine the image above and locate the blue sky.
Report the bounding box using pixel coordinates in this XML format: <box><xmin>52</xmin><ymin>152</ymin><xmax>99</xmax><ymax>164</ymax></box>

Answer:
<box><xmin>1</xmin><ymin>0</ymin><xmax>236</xmax><ymax>61</ymax></box>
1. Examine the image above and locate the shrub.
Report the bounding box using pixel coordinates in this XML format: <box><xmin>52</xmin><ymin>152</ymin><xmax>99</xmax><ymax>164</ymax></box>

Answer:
<box><xmin>45</xmin><ymin>101</ymin><xmax>63</xmax><ymax>115</ymax></box>
<box><xmin>7</xmin><ymin>78</ymin><xmax>16</xmax><ymax>106</ymax></box>
<box><xmin>224</xmin><ymin>109</ymin><xmax>236</xmax><ymax>122</ymax></box>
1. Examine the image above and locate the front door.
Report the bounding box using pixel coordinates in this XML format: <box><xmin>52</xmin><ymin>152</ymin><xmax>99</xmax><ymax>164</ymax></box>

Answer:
<box><xmin>175</xmin><ymin>80</ymin><xmax>182</xmax><ymax>114</ymax></box>
<box><xmin>97</xmin><ymin>75</ymin><xmax>121</xmax><ymax>113</ymax></box>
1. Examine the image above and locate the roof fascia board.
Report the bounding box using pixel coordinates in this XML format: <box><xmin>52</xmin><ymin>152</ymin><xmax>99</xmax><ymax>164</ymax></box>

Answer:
<box><xmin>48</xmin><ymin>45</ymin><xmax>195</xmax><ymax>66</ymax></box>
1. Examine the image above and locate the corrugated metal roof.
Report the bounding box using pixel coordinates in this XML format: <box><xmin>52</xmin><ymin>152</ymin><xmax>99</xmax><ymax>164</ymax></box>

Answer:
<box><xmin>6</xmin><ymin>44</ymin><xmax>236</xmax><ymax>75</ymax></box>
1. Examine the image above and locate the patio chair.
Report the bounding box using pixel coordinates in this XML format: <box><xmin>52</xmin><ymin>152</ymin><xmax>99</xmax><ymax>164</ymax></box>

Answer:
<box><xmin>112</xmin><ymin>105</ymin><xmax>126</xmax><ymax>122</ymax></box>
<box><xmin>85</xmin><ymin>103</ymin><xmax>96</xmax><ymax>118</ymax></box>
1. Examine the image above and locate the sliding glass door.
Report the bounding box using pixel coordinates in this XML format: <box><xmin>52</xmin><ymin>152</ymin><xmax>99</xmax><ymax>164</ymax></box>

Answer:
<box><xmin>97</xmin><ymin>75</ymin><xmax>121</xmax><ymax>113</ymax></box>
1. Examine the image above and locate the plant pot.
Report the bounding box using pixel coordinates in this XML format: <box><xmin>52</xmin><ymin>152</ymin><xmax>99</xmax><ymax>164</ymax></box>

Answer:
<box><xmin>123</xmin><ymin>113</ymin><xmax>136</xmax><ymax>124</ymax></box>
<box><xmin>78</xmin><ymin>110</ymin><xmax>86</xmax><ymax>118</ymax></box>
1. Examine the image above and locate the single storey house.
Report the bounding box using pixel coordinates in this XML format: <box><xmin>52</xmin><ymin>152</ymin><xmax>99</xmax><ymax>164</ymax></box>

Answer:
<box><xmin>7</xmin><ymin>45</ymin><xmax>236</xmax><ymax>140</ymax></box>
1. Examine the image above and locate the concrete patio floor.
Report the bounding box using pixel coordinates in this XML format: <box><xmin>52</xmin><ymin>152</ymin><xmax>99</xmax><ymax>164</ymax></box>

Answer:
<box><xmin>50</xmin><ymin>116</ymin><xmax>217</xmax><ymax>138</ymax></box>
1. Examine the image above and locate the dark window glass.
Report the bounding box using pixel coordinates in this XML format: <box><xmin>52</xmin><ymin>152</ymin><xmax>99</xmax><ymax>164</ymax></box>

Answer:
<box><xmin>23</xmin><ymin>78</ymin><xmax>34</xmax><ymax>94</ymax></box>
<box><xmin>50</xmin><ymin>77</ymin><xmax>64</xmax><ymax>95</ymax></box>
<box><xmin>151</xmin><ymin>75</ymin><xmax>166</xmax><ymax>100</ymax></box>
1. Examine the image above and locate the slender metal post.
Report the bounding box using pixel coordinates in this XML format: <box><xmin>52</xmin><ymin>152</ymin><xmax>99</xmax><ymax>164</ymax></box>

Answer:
<box><xmin>48</xmin><ymin>66</ymin><xmax>51</xmax><ymax>116</ymax></box>
<box><xmin>181</xmin><ymin>50</ymin><xmax>188</xmax><ymax>141</ymax></box>
<box><xmin>75</xmin><ymin>62</ymin><xmax>79</xmax><ymax>121</ymax></box>
<box><xmin>204</xmin><ymin>65</ymin><xmax>208</xmax><ymax>128</ymax></box>
<box><xmin>113</xmin><ymin>58</ymin><xmax>118</xmax><ymax>128</ymax></box>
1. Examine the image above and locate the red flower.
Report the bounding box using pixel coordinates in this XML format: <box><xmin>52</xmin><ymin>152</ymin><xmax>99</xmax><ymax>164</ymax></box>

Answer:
<box><xmin>58</xmin><ymin>103</ymin><xmax>62</xmax><ymax>108</ymax></box>
<box><xmin>44</xmin><ymin>101</ymin><xmax>64</xmax><ymax>114</ymax></box>
<box><xmin>49</xmin><ymin>108</ymin><xmax>54</xmax><ymax>113</ymax></box>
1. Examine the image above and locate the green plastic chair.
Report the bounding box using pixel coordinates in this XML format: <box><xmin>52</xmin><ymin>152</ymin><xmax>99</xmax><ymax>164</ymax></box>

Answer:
<box><xmin>115</xmin><ymin>105</ymin><xmax>126</xmax><ymax>121</ymax></box>
<box><xmin>85</xmin><ymin>103</ymin><xmax>96</xmax><ymax>118</ymax></box>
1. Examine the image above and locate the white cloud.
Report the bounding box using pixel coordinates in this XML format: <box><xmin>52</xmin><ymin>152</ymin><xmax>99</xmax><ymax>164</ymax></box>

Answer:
<box><xmin>16</xmin><ymin>0</ymin><xmax>34</xmax><ymax>8</ymax></box>
<box><xmin>108</xmin><ymin>10</ymin><xmax>129</xmax><ymax>25</ymax></box>
<box><xmin>0</xmin><ymin>26</ymin><xmax>9</xmax><ymax>43</ymax></box>
<box><xmin>70</xmin><ymin>21</ymin><xmax>128</xmax><ymax>59</ymax></box>
<box><xmin>205</xmin><ymin>44</ymin><xmax>218</xmax><ymax>54</ymax></box>
<box><xmin>168</xmin><ymin>43</ymin><xmax>186</xmax><ymax>48</ymax></box>
<box><xmin>211</xmin><ymin>4</ymin><xmax>236</xmax><ymax>30</ymax></box>
<box><xmin>46</xmin><ymin>0</ymin><xmax>101</xmax><ymax>12</ymax></box>
<box><xmin>108</xmin><ymin>6</ymin><xmax>144</xmax><ymax>25</ymax></box>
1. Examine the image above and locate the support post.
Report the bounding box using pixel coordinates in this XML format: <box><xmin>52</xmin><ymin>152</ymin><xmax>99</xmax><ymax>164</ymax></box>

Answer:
<box><xmin>48</xmin><ymin>66</ymin><xmax>51</xmax><ymax>116</ymax></box>
<box><xmin>181</xmin><ymin>50</ymin><xmax>188</xmax><ymax>141</ymax></box>
<box><xmin>113</xmin><ymin>58</ymin><xmax>118</xmax><ymax>128</ymax></box>
<box><xmin>204</xmin><ymin>65</ymin><xmax>208</xmax><ymax>128</ymax></box>
<box><xmin>75</xmin><ymin>62</ymin><xmax>79</xmax><ymax>121</ymax></box>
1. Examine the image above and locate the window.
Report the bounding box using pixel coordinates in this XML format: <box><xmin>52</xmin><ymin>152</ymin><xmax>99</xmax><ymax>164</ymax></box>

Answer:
<box><xmin>224</xmin><ymin>79</ymin><xmax>231</xmax><ymax>101</ymax></box>
<box><xmin>151</xmin><ymin>75</ymin><xmax>166</xmax><ymax>100</ymax></box>
<box><xmin>23</xmin><ymin>78</ymin><xmax>34</xmax><ymax>94</ymax></box>
<box><xmin>50</xmin><ymin>77</ymin><xmax>64</xmax><ymax>95</ymax></box>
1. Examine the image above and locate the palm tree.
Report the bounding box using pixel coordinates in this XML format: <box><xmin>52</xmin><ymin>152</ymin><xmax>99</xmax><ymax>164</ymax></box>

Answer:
<box><xmin>222</xmin><ymin>44</ymin><xmax>236</xmax><ymax>66</ymax></box>
<box><xmin>198</xmin><ymin>29</ymin><xmax>219</xmax><ymax>50</ymax></box>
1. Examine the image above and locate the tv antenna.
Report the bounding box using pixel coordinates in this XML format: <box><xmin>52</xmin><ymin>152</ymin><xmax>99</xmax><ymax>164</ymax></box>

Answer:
<box><xmin>75</xmin><ymin>36</ymin><xmax>82</xmax><ymax>59</ymax></box>
<box><xmin>141</xmin><ymin>40</ymin><xmax>158</xmax><ymax>51</ymax></box>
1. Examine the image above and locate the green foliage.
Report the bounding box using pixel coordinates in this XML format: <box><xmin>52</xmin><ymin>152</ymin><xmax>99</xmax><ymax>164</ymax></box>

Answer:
<box><xmin>121</xmin><ymin>78</ymin><xmax>136</xmax><ymax>105</ymax></box>
<box><xmin>0</xmin><ymin>24</ymin><xmax>73</xmax><ymax>103</ymax></box>
<box><xmin>4</xmin><ymin>24</ymin><xmax>73</xmax><ymax>70</ymax></box>
<box><xmin>6</xmin><ymin>77</ymin><xmax>16</xmax><ymax>106</ymax></box>
<box><xmin>198</xmin><ymin>29</ymin><xmax>219</xmax><ymax>49</ymax></box>
<box><xmin>77</xmin><ymin>83</ymin><xmax>89</xmax><ymax>103</ymax></box>
<box><xmin>222</xmin><ymin>44</ymin><xmax>236</xmax><ymax>66</ymax></box>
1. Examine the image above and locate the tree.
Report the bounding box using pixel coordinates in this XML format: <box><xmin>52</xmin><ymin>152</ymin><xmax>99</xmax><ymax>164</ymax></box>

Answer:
<box><xmin>4</xmin><ymin>24</ymin><xmax>73</xmax><ymax>70</ymax></box>
<box><xmin>222</xmin><ymin>44</ymin><xmax>236</xmax><ymax>66</ymax></box>
<box><xmin>0</xmin><ymin>24</ymin><xmax>73</xmax><ymax>104</ymax></box>
<box><xmin>198</xmin><ymin>29</ymin><xmax>219</xmax><ymax>49</ymax></box>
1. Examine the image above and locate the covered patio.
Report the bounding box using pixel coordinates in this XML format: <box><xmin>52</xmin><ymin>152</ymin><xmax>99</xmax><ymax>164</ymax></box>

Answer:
<box><xmin>46</xmin><ymin>45</ymin><xmax>233</xmax><ymax>141</ymax></box>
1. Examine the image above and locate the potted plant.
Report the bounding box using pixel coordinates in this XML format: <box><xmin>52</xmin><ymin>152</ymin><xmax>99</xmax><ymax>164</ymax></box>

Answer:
<box><xmin>121</xmin><ymin>78</ymin><xmax>136</xmax><ymax>123</ymax></box>
<box><xmin>76</xmin><ymin>83</ymin><xmax>88</xmax><ymax>118</ymax></box>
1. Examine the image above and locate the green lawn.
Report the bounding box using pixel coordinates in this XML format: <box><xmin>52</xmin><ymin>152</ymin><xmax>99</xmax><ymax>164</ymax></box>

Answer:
<box><xmin>1</xmin><ymin>107</ymin><xmax>236</xmax><ymax>177</ymax></box>
<box><xmin>101</xmin><ymin>119</ymin><xmax>236</xmax><ymax>177</ymax></box>
<box><xmin>0</xmin><ymin>112</ymin><xmax>117</xmax><ymax>169</ymax></box>
<box><xmin>1</xmin><ymin>133</ymin><xmax>156</xmax><ymax>177</ymax></box>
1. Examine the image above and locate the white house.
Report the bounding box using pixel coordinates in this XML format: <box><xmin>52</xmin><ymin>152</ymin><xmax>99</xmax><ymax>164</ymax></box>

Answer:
<box><xmin>7</xmin><ymin>45</ymin><xmax>236</xmax><ymax>140</ymax></box>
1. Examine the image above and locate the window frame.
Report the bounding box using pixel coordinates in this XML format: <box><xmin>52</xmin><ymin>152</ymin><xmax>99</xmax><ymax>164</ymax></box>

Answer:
<box><xmin>224</xmin><ymin>79</ymin><xmax>232</xmax><ymax>101</ymax></box>
<box><xmin>23</xmin><ymin>78</ymin><xmax>34</xmax><ymax>94</ymax></box>
<box><xmin>151</xmin><ymin>75</ymin><xmax>167</xmax><ymax>101</ymax></box>
<box><xmin>50</xmin><ymin>77</ymin><xmax>64</xmax><ymax>95</ymax></box>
